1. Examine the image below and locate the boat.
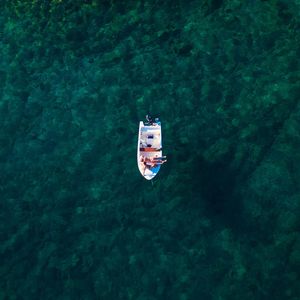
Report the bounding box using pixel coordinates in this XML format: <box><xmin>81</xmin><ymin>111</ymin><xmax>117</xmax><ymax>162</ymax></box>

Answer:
<box><xmin>137</xmin><ymin>117</ymin><xmax>166</xmax><ymax>180</ymax></box>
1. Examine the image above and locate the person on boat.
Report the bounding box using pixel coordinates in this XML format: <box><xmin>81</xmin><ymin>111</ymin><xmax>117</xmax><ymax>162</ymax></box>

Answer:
<box><xmin>141</xmin><ymin>156</ymin><xmax>167</xmax><ymax>168</ymax></box>
<box><xmin>152</xmin><ymin>155</ymin><xmax>167</xmax><ymax>164</ymax></box>
<box><xmin>140</xmin><ymin>156</ymin><xmax>150</xmax><ymax>174</ymax></box>
<box><xmin>141</xmin><ymin>157</ymin><xmax>154</xmax><ymax>168</ymax></box>
<box><xmin>140</xmin><ymin>156</ymin><xmax>154</xmax><ymax>168</ymax></box>
<box><xmin>152</xmin><ymin>159</ymin><xmax>167</xmax><ymax>165</ymax></box>
<box><xmin>153</xmin><ymin>155</ymin><xmax>167</xmax><ymax>161</ymax></box>
<box><xmin>146</xmin><ymin>114</ymin><xmax>153</xmax><ymax>125</ymax></box>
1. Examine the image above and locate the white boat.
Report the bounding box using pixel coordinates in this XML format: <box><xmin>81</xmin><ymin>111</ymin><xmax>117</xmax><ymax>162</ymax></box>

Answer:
<box><xmin>137</xmin><ymin>118</ymin><xmax>165</xmax><ymax>180</ymax></box>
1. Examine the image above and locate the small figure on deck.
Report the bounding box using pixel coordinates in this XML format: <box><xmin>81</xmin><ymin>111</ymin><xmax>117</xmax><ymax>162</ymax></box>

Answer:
<box><xmin>153</xmin><ymin>155</ymin><xmax>167</xmax><ymax>162</ymax></box>
<box><xmin>140</xmin><ymin>155</ymin><xmax>167</xmax><ymax>169</ymax></box>
<box><xmin>145</xmin><ymin>114</ymin><xmax>153</xmax><ymax>125</ymax></box>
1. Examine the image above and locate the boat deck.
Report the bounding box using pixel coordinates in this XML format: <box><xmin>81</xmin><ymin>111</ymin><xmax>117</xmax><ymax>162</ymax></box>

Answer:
<box><xmin>137</xmin><ymin>121</ymin><xmax>162</xmax><ymax>180</ymax></box>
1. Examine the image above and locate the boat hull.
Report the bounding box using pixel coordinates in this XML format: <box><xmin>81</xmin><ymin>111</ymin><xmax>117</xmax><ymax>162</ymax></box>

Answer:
<box><xmin>137</xmin><ymin>121</ymin><xmax>162</xmax><ymax>180</ymax></box>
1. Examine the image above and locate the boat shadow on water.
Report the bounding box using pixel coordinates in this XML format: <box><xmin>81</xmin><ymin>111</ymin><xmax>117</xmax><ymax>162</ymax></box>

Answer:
<box><xmin>190</xmin><ymin>153</ymin><xmax>246</xmax><ymax>233</ymax></box>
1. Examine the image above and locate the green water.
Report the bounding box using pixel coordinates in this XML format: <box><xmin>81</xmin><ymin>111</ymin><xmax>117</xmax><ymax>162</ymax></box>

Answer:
<box><xmin>1</xmin><ymin>1</ymin><xmax>299</xmax><ymax>299</ymax></box>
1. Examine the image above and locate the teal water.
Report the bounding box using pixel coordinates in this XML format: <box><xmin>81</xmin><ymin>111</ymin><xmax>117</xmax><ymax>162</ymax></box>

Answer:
<box><xmin>1</xmin><ymin>1</ymin><xmax>300</xmax><ymax>299</ymax></box>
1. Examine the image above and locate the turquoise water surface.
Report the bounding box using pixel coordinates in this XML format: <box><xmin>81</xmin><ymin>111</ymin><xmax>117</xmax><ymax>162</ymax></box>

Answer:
<box><xmin>0</xmin><ymin>1</ymin><xmax>299</xmax><ymax>299</ymax></box>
